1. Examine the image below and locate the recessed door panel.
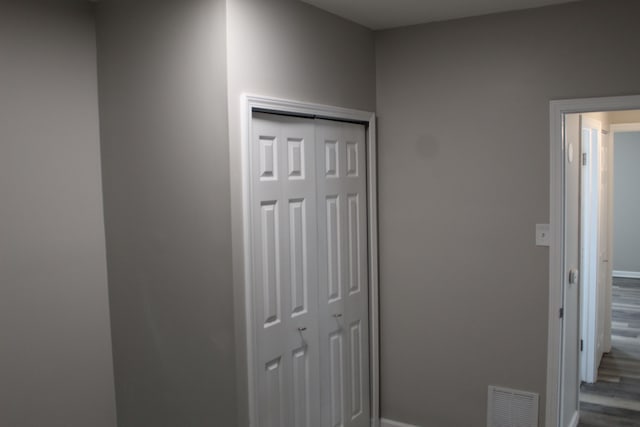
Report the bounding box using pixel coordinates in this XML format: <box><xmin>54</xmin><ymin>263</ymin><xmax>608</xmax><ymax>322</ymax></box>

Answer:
<box><xmin>325</xmin><ymin>141</ymin><xmax>338</xmax><ymax>177</ymax></box>
<box><xmin>260</xmin><ymin>136</ymin><xmax>277</xmax><ymax>181</ymax></box>
<box><xmin>288</xmin><ymin>138</ymin><xmax>305</xmax><ymax>179</ymax></box>
<box><xmin>261</xmin><ymin>201</ymin><xmax>281</xmax><ymax>327</ymax></box>
<box><xmin>349</xmin><ymin>321</ymin><xmax>363</xmax><ymax>419</ymax></box>
<box><xmin>293</xmin><ymin>347</ymin><xmax>311</xmax><ymax>427</ymax></box>
<box><xmin>289</xmin><ymin>199</ymin><xmax>307</xmax><ymax>317</ymax></box>
<box><xmin>326</xmin><ymin>195</ymin><xmax>342</xmax><ymax>303</ymax></box>
<box><xmin>346</xmin><ymin>142</ymin><xmax>358</xmax><ymax>177</ymax></box>
<box><xmin>329</xmin><ymin>332</ymin><xmax>345</xmax><ymax>427</ymax></box>
<box><xmin>347</xmin><ymin>194</ymin><xmax>361</xmax><ymax>296</ymax></box>
<box><xmin>265</xmin><ymin>358</ymin><xmax>283</xmax><ymax>427</ymax></box>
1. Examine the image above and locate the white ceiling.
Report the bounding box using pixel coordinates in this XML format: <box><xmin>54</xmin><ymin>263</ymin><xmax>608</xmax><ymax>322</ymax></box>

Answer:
<box><xmin>300</xmin><ymin>0</ymin><xmax>580</xmax><ymax>30</ymax></box>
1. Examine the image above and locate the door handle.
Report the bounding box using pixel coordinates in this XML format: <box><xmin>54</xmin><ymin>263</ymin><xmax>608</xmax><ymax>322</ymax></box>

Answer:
<box><xmin>333</xmin><ymin>313</ymin><xmax>342</xmax><ymax>318</ymax></box>
<box><xmin>297</xmin><ymin>327</ymin><xmax>307</xmax><ymax>332</ymax></box>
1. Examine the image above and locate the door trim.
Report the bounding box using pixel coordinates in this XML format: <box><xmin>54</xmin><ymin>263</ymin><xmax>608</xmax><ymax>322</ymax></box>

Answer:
<box><xmin>240</xmin><ymin>94</ymin><xmax>379</xmax><ymax>427</ymax></box>
<box><xmin>547</xmin><ymin>94</ymin><xmax>640</xmax><ymax>427</ymax></box>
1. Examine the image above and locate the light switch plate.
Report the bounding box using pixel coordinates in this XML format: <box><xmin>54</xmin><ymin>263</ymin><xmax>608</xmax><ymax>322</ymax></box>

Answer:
<box><xmin>536</xmin><ymin>224</ymin><xmax>550</xmax><ymax>247</ymax></box>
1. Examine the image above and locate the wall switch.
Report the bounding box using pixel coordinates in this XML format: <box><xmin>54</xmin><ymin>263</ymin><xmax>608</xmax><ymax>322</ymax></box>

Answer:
<box><xmin>536</xmin><ymin>224</ymin><xmax>550</xmax><ymax>247</ymax></box>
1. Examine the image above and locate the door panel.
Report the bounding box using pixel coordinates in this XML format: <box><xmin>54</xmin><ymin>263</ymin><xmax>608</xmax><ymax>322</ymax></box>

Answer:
<box><xmin>561</xmin><ymin>114</ymin><xmax>581</xmax><ymax>427</ymax></box>
<box><xmin>265</xmin><ymin>357</ymin><xmax>284</xmax><ymax>427</ymax></box>
<box><xmin>349</xmin><ymin>320</ymin><xmax>363</xmax><ymax>419</ymax></box>
<box><xmin>260</xmin><ymin>201</ymin><xmax>280</xmax><ymax>327</ymax></box>
<box><xmin>252</xmin><ymin>113</ymin><xmax>320</xmax><ymax>427</ymax></box>
<box><xmin>289</xmin><ymin>199</ymin><xmax>309</xmax><ymax>317</ymax></box>
<box><xmin>326</xmin><ymin>195</ymin><xmax>342</xmax><ymax>303</ymax></box>
<box><xmin>292</xmin><ymin>346</ymin><xmax>311</xmax><ymax>426</ymax></box>
<box><xmin>580</xmin><ymin>117</ymin><xmax>602</xmax><ymax>383</ymax></box>
<box><xmin>347</xmin><ymin>195</ymin><xmax>362</xmax><ymax>296</ymax></box>
<box><xmin>316</xmin><ymin>119</ymin><xmax>370</xmax><ymax>427</ymax></box>
<box><xmin>329</xmin><ymin>331</ymin><xmax>345</xmax><ymax>426</ymax></box>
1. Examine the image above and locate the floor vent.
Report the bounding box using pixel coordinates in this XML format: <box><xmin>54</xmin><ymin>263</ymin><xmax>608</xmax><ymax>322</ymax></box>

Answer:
<box><xmin>487</xmin><ymin>385</ymin><xmax>539</xmax><ymax>427</ymax></box>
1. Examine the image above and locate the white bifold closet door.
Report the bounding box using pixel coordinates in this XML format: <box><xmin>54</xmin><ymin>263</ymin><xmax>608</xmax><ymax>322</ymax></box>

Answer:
<box><xmin>251</xmin><ymin>112</ymin><xmax>369</xmax><ymax>427</ymax></box>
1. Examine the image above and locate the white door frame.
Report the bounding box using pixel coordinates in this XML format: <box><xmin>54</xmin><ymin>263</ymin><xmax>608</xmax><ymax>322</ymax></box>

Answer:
<box><xmin>240</xmin><ymin>94</ymin><xmax>380</xmax><ymax>427</ymax></box>
<box><xmin>546</xmin><ymin>94</ymin><xmax>640</xmax><ymax>427</ymax></box>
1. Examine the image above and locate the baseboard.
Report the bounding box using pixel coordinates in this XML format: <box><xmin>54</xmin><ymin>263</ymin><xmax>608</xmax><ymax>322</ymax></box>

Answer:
<box><xmin>380</xmin><ymin>418</ymin><xmax>420</xmax><ymax>427</ymax></box>
<box><xmin>613</xmin><ymin>270</ymin><xmax>640</xmax><ymax>279</ymax></box>
<box><xmin>569</xmin><ymin>410</ymin><xmax>579</xmax><ymax>427</ymax></box>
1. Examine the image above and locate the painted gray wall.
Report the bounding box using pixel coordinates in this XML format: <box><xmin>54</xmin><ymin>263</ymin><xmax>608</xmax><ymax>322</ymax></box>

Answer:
<box><xmin>225</xmin><ymin>0</ymin><xmax>376</xmax><ymax>424</ymax></box>
<box><xmin>375</xmin><ymin>1</ymin><xmax>640</xmax><ymax>425</ymax></box>
<box><xmin>0</xmin><ymin>1</ymin><xmax>116</xmax><ymax>426</ymax></box>
<box><xmin>95</xmin><ymin>0</ymin><xmax>236</xmax><ymax>425</ymax></box>
<box><xmin>613</xmin><ymin>132</ymin><xmax>640</xmax><ymax>273</ymax></box>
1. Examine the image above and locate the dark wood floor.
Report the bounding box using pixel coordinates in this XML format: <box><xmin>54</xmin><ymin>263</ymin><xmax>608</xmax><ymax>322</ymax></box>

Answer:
<box><xmin>579</xmin><ymin>277</ymin><xmax>640</xmax><ymax>427</ymax></box>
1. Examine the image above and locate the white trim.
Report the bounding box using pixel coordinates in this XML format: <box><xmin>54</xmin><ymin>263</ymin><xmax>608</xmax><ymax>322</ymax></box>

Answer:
<box><xmin>380</xmin><ymin>418</ymin><xmax>419</xmax><ymax>427</ymax></box>
<box><xmin>613</xmin><ymin>270</ymin><xmax>640</xmax><ymax>279</ymax></box>
<box><xmin>546</xmin><ymin>99</ymin><xmax>565</xmax><ymax>427</ymax></box>
<box><xmin>568</xmin><ymin>411</ymin><xmax>579</xmax><ymax>427</ymax></box>
<box><xmin>240</xmin><ymin>94</ymin><xmax>380</xmax><ymax>427</ymax></box>
<box><xmin>547</xmin><ymin>94</ymin><xmax>640</xmax><ymax>427</ymax></box>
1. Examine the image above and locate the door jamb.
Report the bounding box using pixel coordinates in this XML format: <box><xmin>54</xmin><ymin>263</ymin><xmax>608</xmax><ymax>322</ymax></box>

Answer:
<box><xmin>240</xmin><ymin>94</ymin><xmax>380</xmax><ymax>427</ymax></box>
<box><xmin>547</xmin><ymin>94</ymin><xmax>640</xmax><ymax>427</ymax></box>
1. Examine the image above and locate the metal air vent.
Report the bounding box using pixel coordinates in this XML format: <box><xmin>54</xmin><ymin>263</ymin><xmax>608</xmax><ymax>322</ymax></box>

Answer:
<box><xmin>487</xmin><ymin>385</ymin><xmax>538</xmax><ymax>427</ymax></box>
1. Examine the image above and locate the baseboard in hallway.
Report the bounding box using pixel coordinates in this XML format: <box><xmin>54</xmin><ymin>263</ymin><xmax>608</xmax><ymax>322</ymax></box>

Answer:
<box><xmin>381</xmin><ymin>418</ymin><xmax>420</xmax><ymax>427</ymax></box>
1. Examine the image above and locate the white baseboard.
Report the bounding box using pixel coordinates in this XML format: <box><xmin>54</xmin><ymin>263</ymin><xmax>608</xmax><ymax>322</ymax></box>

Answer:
<box><xmin>568</xmin><ymin>410</ymin><xmax>579</xmax><ymax>427</ymax></box>
<box><xmin>381</xmin><ymin>418</ymin><xmax>420</xmax><ymax>427</ymax></box>
<box><xmin>613</xmin><ymin>270</ymin><xmax>640</xmax><ymax>279</ymax></box>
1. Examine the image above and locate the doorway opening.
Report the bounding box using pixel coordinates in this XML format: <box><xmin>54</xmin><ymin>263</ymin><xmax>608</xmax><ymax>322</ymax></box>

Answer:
<box><xmin>547</xmin><ymin>95</ymin><xmax>640</xmax><ymax>427</ymax></box>
<box><xmin>568</xmin><ymin>110</ymin><xmax>640</xmax><ymax>426</ymax></box>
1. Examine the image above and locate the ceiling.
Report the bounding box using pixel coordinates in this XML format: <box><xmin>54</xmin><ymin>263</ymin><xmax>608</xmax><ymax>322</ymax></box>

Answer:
<box><xmin>300</xmin><ymin>0</ymin><xmax>580</xmax><ymax>30</ymax></box>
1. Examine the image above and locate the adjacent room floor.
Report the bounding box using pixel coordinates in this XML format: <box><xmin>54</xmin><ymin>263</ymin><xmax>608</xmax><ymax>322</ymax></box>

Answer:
<box><xmin>579</xmin><ymin>277</ymin><xmax>640</xmax><ymax>426</ymax></box>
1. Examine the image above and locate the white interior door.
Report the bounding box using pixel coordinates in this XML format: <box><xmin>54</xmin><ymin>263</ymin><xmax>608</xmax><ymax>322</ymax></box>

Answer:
<box><xmin>252</xmin><ymin>113</ymin><xmax>320</xmax><ymax>427</ymax></box>
<box><xmin>251</xmin><ymin>113</ymin><xmax>370</xmax><ymax>427</ymax></box>
<box><xmin>315</xmin><ymin>119</ymin><xmax>370</xmax><ymax>427</ymax></box>
<box><xmin>560</xmin><ymin>114</ymin><xmax>581</xmax><ymax>427</ymax></box>
<box><xmin>580</xmin><ymin>117</ymin><xmax>602</xmax><ymax>384</ymax></box>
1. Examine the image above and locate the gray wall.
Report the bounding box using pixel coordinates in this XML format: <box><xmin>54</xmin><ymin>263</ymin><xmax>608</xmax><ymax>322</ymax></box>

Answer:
<box><xmin>0</xmin><ymin>1</ymin><xmax>116</xmax><ymax>426</ymax></box>
<box><xmin>613</xmin><ymin>132</ymin><xmax>640</xmax><ymax>273</ymax></box>
<box><xmin>225</xmin><ymin>0</ymin><xmax>376</xmax><ymax>424</ymax></box>
<box><xmin>375</xmin><ymin>1</ymin><xmax>640</xmax><ymax>425</ymax></box>
<box><xmin>95</xmin><ymin>0</ymin><xmax>236</xmax><ymax>425</ymax></box>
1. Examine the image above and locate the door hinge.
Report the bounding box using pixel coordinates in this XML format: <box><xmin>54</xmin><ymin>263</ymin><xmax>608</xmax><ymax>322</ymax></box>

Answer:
<box><xmin>559</xmin><ymin>308</ymin><xmax>564</xmax><ymax>319</ymax></box>
<box><xmin>580</xmin><ymin>339</ymin><xmax>584</xmax><ymax>352</ymax></box>
<box><xmin>582</xmin><ymin>153</ymin><xmax>587</xmax><ymax>166</ymax></box>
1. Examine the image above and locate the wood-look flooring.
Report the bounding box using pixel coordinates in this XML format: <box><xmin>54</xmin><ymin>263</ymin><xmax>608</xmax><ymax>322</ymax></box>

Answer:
<box><xmin>579</xmin><ymin>277</ymin><xmax>640</xmax><ymax>427</ymax></box>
